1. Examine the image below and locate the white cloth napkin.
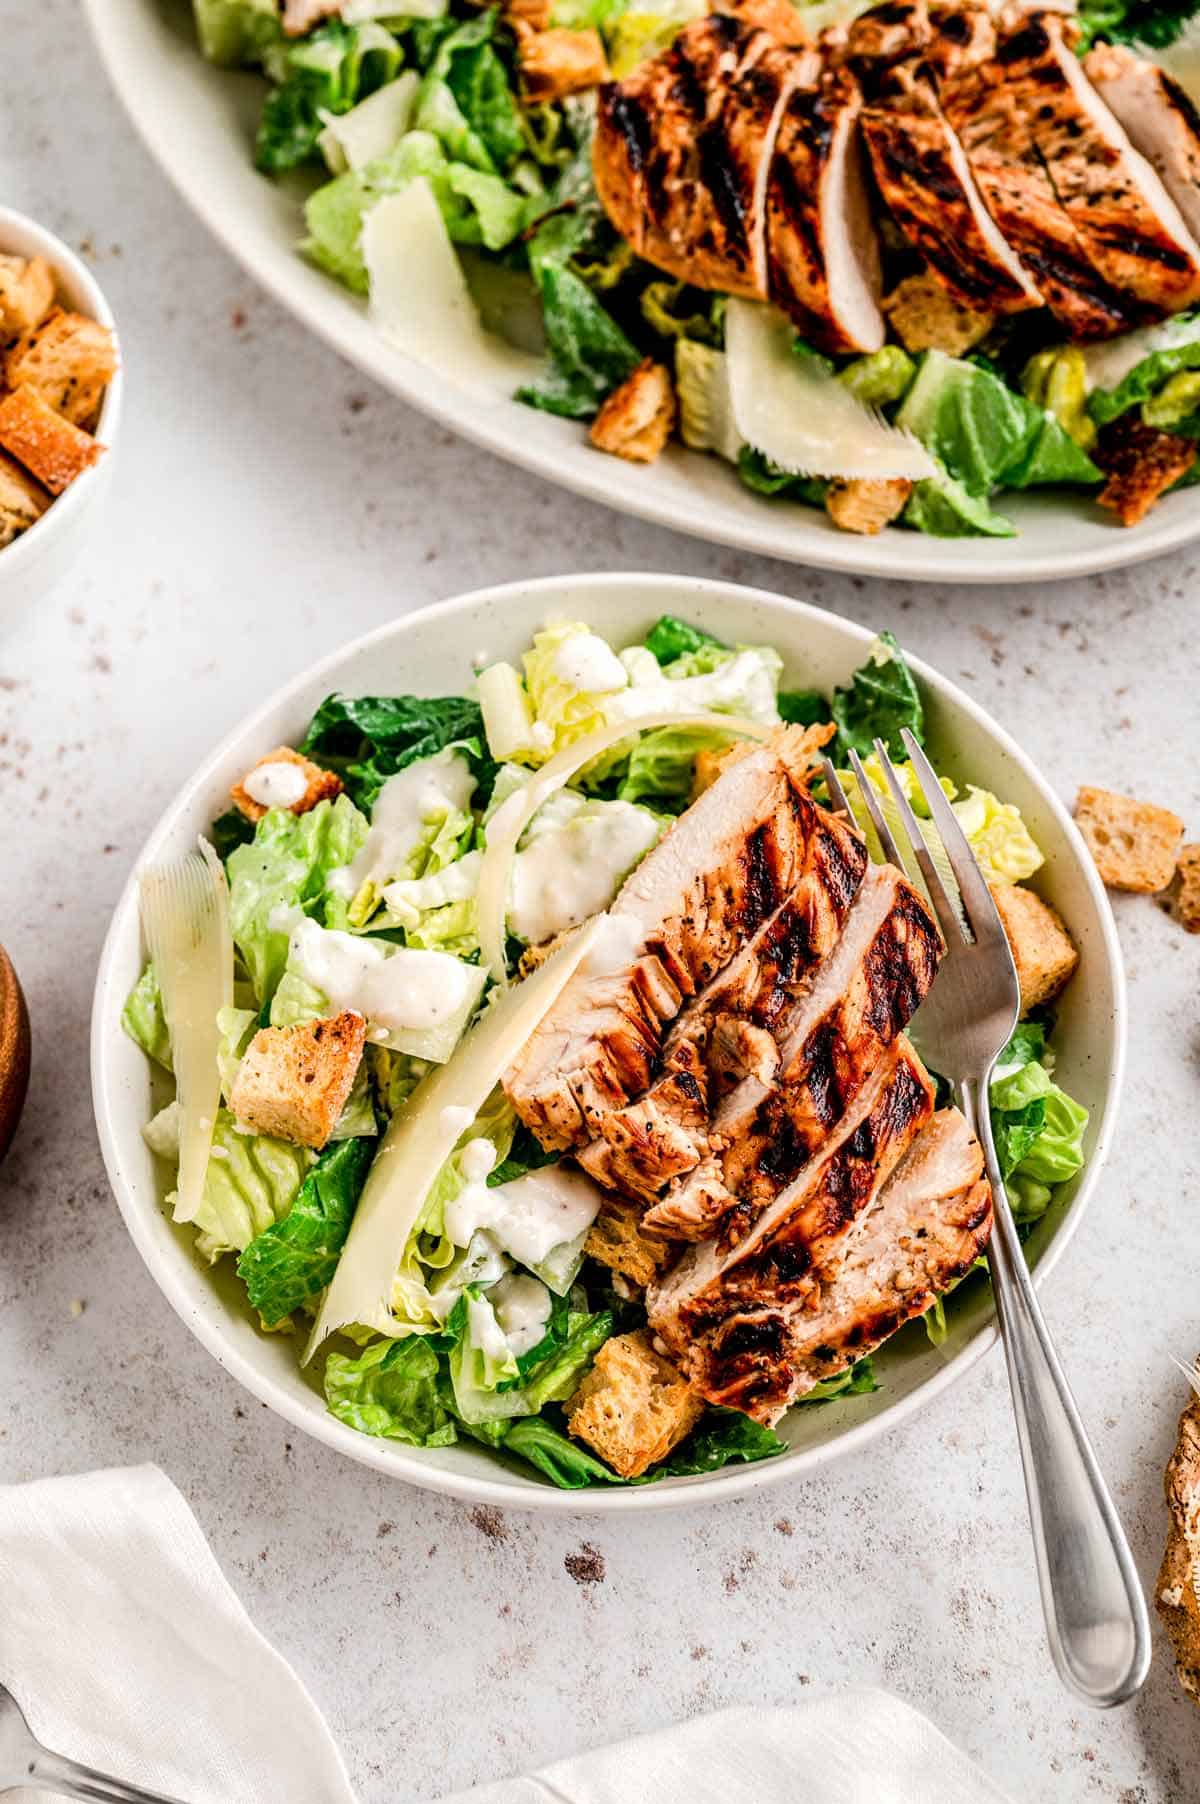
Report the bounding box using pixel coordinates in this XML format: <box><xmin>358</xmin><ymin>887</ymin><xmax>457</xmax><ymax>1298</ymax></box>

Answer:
<box><xmin>0</xmin><ymin>1465</ymin><xmax>1011</xmax><ymax>1804</ymax></box>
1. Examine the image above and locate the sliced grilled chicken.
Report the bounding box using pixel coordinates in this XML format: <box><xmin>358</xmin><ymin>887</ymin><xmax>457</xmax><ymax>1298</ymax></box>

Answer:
<box><xmin>995</xmin><ymin>14</ymin><xmax>1200</xmax><ymax>317</ymax></box>
<box><xmin>594</xmin><ymin>18</ymin><xmax>814</xmax><ymax>301</ymax></box>
<box><xmin>648</xmin><ymin>1034</ymin><xmax>935</xmax><ymax>1365</ymax></box>
<box><xmin>503</xmin><ymin>739</ymin><xmax>866</xmax><ymax>1151</ymax></box>
<box><xmin>657</xmin><ymin>1107</ymin><xmax>992</xmax><ymax>1422</ymax></box>
<box><xmin>766</xmin><ymin>67</ymin><xmax>886</xmax><ymax>352</ymax></box>
<box><xmin>839</xmin><ymin>0</ymin><xmax>996</xmax><ymax>80</ymax></box>
<box><xmin>1086</xmin><ymin>44</ymin><xmax>1200</xmax><ymax>246</ymax></box>
<box><xmin>860</xmin><ymin>70</ymin><xmax>1042</xmax><ymax>313</ymax></box>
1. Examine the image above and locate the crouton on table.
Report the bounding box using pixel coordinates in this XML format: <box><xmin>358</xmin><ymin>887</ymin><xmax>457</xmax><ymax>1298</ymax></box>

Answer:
<box><xmin>229</xmin><ymin>1012</ymin><xmax>366</xmax><ymax>1150</ymax></box>
<box><xmin>566</xmin><ymin>1329</ymin><xmax>704</xmax><ymax>1478</ymax></box>
<box><xmin>0</xmin><ymin>384</ymin><xmax>103</xmax><ymax>494</ymax></box>
<box><xmin>585</xmin><ymin>1201</ymin><xmax>671</xmax><ymax>1291</ymax></box>
<box><xmin>882</xmin><ymin>271</ymin><xmax>995</xmax><ymax>355</ymax></box>
<box><xmin>1074</xmin><ymin>785</ymin><xmax>1183</xmax><ymax>893</ymax></box>
<box><xmin>0</xmin><ymin>254</ymin><xmax>55</xmax><ymax>343</ymax></box>
<box><xmin>230</xmin><ymin>745</ymin><xmax>344</xmax><ymax>823</ymax></box>
<box><xmin>1177</xmin><ymin>845</ymin><xmax>1200</xmax><ymax>933</ymax></box>
<box><xmin>0</xmin><ymin>451</ymin><xmax>50</xmax><ymax>549</ymax></box>
<box><xmin>825</xmin><ymin>478</ymin><xmax>913</xmax><ymax>535</ymax></box>
<box><xmin>517</xmin><ymin>24</ymin><xmax>608</xmax><ymax>101</ymax></box>
<box><xmin>989</xmin><ymin>881</ymin><xmax>1079</xmax><ymax>1014</ymax></box>
<box><xmin>589</xmin><ymin>359</ymin><xmax>675</xmax><ymax>463</ymax></box>
<box><xmin>1093</xmin><ymin>417</ymin><xmax>1196</xmax><ymax>526</ymax></box>
<box><xmin>1158</xmin><ymin>1382</ymin><xmax>1200</xmax><ymax>1704</ymax></box>
<box><xmin>5</xmin><ymin>307</ymin><xmax>118</xmax><ymax>429</ymax></box>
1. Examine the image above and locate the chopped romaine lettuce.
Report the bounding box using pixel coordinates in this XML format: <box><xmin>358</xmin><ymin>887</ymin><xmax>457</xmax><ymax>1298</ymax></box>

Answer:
<box><xmin>1019</xmin><ymin>347</ymin><xmax>1096</xmax><ymax>452</ymax></box>
<box><xmin>1085</xmin><ymin>312</ymin><xmax>1200</xmax><ymax>415</ymax></box>
<box><xmin>951</xmin><ymin>787</ymin><xmax>1044</xmax><ymax>885</ymax></box>
<box><xmin>187</xmin><ymin>1110</ymin><xmax>313</xmax><ymax>1264</ymax></box>
<box><xmin>831</xmin><ymin>631</ymin><xmax>923</xmax><ymax>762</ymax></box>
<box><xmin>638</xmin><ymin>1408</ymin><xmax>786</xmax><ymax>1473</ymax></box>
<box><xmin>896</xmin><ymin>350</ymin><xmax>1098</xmax><ymax>497</ymax></box>
<box><xmin>301</xmin><ymin>691</ymin><xmax>493</xmax><ymax>811</ymax></box>
<box><xmin>674</xmin><ymin>340</ymin><xmax>743</xmax><ymax>464</ymax></box>
<box><xmin>839</xmin><ymin>345</ymin><xmax>915</xmax><ymax>409</ymax></box>
<box><xmin>414</xmin><ymin>11</ymin><xmax>524</xmax><ymax>174</ymax></box>
<box><xmin>642</xmin><ymin>614</ymin><xmax>724</xmax><ymax>666</ymax></box>
<box><xmin>122</xmin><ymin>963</ymin><xmax>172</xmax><ymax>1071</ymax></box>
<box><xmin>192</xmin><ymin>0</ymin><xmax>280</xmax><ymax>67</ymax></box>
<box><xmin>238</xmin><ymin>1135</ymin><xmax>376</xmax><ymax>1327</ymax></box>
<box><xmin>324</xmin><ymin>1334</ymin><xmax>458</xmax><ymax>1443</ymax></box>
<box><xmin>903</xmin><ymin>465</ymin><xmax>1016</xmax><ymax>538</ymax></box>
<box><xmin>256</xmin><ymin>20</ymin><xmax>403</xmax><ymax>174</ymax></box>
<box><xmin>990</xmin><ymin>1023</ymin><xmax>1088</xmax><ymax>1222</ymax></box>
<box><xmin>517</xmin><ymin>262</ymin><xmax>642</xmax><ymax>420</ymax></box>
<box><xmin>797</xmin><ymin>1358</ymin><xmax>879</xmax><ymax>1405</ymax></box>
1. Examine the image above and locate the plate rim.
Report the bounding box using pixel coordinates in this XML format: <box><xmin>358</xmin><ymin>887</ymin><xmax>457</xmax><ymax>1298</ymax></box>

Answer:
<box><xmin>90</xmin><ymin>571</ymin><xmax>1127</xmax><ymax>1512</ymax></box>
<box><xmin>84</xmin><ymin>0</ymin><xmax>1200</xmax><ymax>586</ymax></box>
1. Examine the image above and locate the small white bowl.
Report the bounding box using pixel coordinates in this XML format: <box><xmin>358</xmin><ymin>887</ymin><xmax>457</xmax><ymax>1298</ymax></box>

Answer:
<box><xmin>0</xmin><ymin>206</ymin><xmax>123</xmax><ymax>618</ymax></box>
<box><xmin>91</xmin><ymin>575</ymin><xmax>1126</xmax><ymax>1512</ymax></box>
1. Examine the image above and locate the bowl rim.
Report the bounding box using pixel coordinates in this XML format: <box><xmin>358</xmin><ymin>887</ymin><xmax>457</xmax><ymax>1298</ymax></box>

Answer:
<box><xmin>0</xmin><ymin>204</ymin><xmax>123</xmax><ymax>583</ymax></box>
<box><xmin>90</xmin><ymin>573</ymin><xmax>1127</xmax><ymax>1512</ymax></box>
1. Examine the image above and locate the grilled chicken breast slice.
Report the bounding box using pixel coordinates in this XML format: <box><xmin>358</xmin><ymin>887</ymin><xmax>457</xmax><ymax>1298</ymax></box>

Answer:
<box><xmin>660</xmin><ymin>1107</ymin><xmax>991</xmax><ymax>1421</ymax></box>
<box><xmin>1086</xmin><ymin>44</ymin><xmax>1200</xmax><ymax>246</ymax></box>
<box><xmin>594</xmin><ymin>18</ymin><xmax>812</xmax><ymax>302</ymax></box>
<box><xmin>995</xmin><ymin>14</ymin><xmax>1200</xmax><ymax>317</ymax></box>
<box><xmin>503</xmin><ymin>741</ymin><xmax>865</xmax><ymax>1150</ymax></box>
<box><xmin>766</xmin><ymin>67</ymin><xmax>886</xmax><ymax>352</ymax></box>
<box><xmin>648</xmin><ymin>1034</ymin><xmax>935</xmax><ymax>1363</ymax></box>
<box><xmin>577</xmin><ymin>810</ymin><xmax>871</xmax><ymax>1198</ymax></box>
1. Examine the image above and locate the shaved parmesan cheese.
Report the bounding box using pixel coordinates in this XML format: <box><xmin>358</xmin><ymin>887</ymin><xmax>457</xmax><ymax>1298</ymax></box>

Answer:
<box><xmin>1083</xmin><ymin>312</ymin><xmax>1200</xmax><ymax>393</ymax></box>
<box><xmin>305</xmin><ymin>918</ymin><xmax>605</xmax><ymax>1359</ymax></box>
<box><xmin>138</xmin><ymin>840</ymin><xmax>232</xmax><ymax>1227</ymax></box>
<box><xmin>318</xmin><ymin>74</ymin><xmax>419</xmax><ymax>174</ymax></box>
<box><xmin>363</xmin><ymin>183</ymin><xmax>539</xmax><ymax>397</ymax></box>
<box><xmin>726</xmin><ymin>300</ymin><xmax>936</xmax><ymax>482</ymax></box>
<box><xmin>475</xmin><ymin>711</ymin><xmax>774</xmax><ymax>985</ymax></box>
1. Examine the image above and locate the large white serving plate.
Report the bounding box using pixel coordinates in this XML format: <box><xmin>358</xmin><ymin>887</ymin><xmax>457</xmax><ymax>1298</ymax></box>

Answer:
<box><xmin>92</xmin><ymin>574</ymin><xmax>1125</xmax><ymax>1511</ymax></box>
<box><xmin>87</xmin><ymin>0</ymin><xmax>1200</xmax><ymax>585</ymax></box>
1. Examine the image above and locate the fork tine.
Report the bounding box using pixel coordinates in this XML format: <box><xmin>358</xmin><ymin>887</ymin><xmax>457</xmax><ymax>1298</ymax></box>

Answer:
<box><xmin>872</xmin><ymin>738</ymin><xmax>969</xmax><ymax>949</ymax></box>
<box><xmin>846</xmin><ymin>749</ymin><xmax>908</xmax><ymax>870</ymax></box>
<box><xmin>900</xmin><ymin>729</ymin><xmax>1011</xmax><ymax>950</ymax></box>
<box><xmin>820</xmin><ymin>758</ymin><xmax>854</xmax><ymax>819</ymax></box>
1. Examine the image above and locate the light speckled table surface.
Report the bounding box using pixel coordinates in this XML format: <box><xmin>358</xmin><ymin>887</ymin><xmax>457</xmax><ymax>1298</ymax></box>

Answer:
<box><xmin>4</xmin><ymin>6</ymin><xmax>1200</xmax><ymax>1800</ymax></box>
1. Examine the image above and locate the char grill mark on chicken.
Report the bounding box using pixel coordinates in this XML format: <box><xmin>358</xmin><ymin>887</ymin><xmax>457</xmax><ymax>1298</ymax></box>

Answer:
<box><xmin>653</xmin><ymin>1107</ymin><xmax>992</xmax><ymax>1421</ymax></box>
<box><xmin>1086</xmin><ymin>44</ymin><xmax>1200</xmax><ymax>248</ymax></box>
<box><xmin>503</xmin><ymin>741</ymin><xmax>866</xmax><ymax>1151</ymax></box>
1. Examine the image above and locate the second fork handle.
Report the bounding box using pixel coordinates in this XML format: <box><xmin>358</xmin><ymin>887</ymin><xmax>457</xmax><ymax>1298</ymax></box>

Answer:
<box><xmin>960</xmin><ymin>1077</ymin><xmax>1151</xmax><ymax>1709</ymax></box>
<box><xmin>28</xmin><ymin>1747</ymin><xmax>194</xmax><ymax>1804</ymax></box>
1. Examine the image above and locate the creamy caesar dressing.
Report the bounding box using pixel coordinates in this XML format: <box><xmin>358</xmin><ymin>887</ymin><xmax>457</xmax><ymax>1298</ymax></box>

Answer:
<box><xmin>444</xmin><ymin>1160</ymin><xmax>603</xmax><ymax>1267</ymax></box>
<box><xmin>384</xmin><ymin>849</ymin><xmax>483</xmax><ymax>924</ymax></box>
<box><xmin>490</xmin><ymin>1272</ymin><xmax>552</xmax><ymax>1355</ymax></box>
<box><xmin>509</xmin><ymin>796</ymin><xmax>661</xmax><ymax>946</ymax></box>
<box><xmin>466</xmin><ymin>1292</ymin><xmax>513</xmax><ymax>1366</ymax></box>
<box><xmin>329</xmin><ymin>749</ymin><xmax>475</xmax><ymax>898</ymax></box>
<box><xmin>612</xmin><ymin>647</ymin><xmax>780</xmax><ymax>724</ymax></box>
<box><xmin>289</xmin><ymin>917</ymin><xmax>480</xmax><ymax>1032</ymax></box>
<box><xmin>552</xmin><ymin>631</ymin><xmax>629</xmax><ymax>694</ymax></box>
<box><xmin>439</xmin><ymin>1104</ymin><xmax>476</xmax><ymax>1140</ymax></box>
<box><xmin>244</xmin><ymin>760</ymin><xmax>309</xmax><ymax>809</ymax></box>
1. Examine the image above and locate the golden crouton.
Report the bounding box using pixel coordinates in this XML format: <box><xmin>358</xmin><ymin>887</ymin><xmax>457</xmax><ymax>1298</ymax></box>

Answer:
<box><xmin>825</xmin><ymin>477</ymin><xmax>913</xmax><ymax>536</ymax></box>
<box><xmin>1094</xmin><ymin>416</ymin><xmax>1197</xmax><ymax>526</ymax></box>
<box><xmin>989</xmin><ymin>881</ymin><xmax>1079</xmax><ymax>1014</ymax></box>
<box><xmin>1177</xmin><ymin>845</ymin><xmax>1200</xmax><ymax>933</ymax></box>
<box><xmin>229</xmin><ymin>1011</ymin><xmax>366</xmax><ymax>1150</ymax></box>
<box><xmin>517</xmin><ymin>24</ymin><xmax>609</xmax><ymax>101</ymax></box>
<box><xmin>882</xmin><ymin>271</ymin><xmax>995</xmax><ymax>355</ymax></box>
<box><xmin>0</xmin><ymin>450</ymin><xmax>50</xmax><ymax>549</ymax></box>
<box><xmin>589</xmin><ymin>359</ymin><xmax>675</xmax><ymax>464</ymax></box>
<box><xmin>230</xmin><ymin>745</ymin><xmax>344</xmax><ymax>824</ymax></box>
<box><xmin>585</xmin><ymin>1200</ymin><xmax>671</xmax><ymax>1291</ymax></box>
<box><xmin>566</xmin><ymin>1329</ymin><xmax>704</xmax><ymax>1478</ymax></box>
<box><xmin>506</xmin><ymin>0</ymin><xmax>552</xmax><ymax>25</ymax></box>
<box><xmin>1074</xmin><ymin>785</ymin><xmax>1184</xmax><ymax>893</ymax></box>
<box><xmin>0</xmin><ymin>254</ymin><xmax>55</xmax><ymax>343</ymax></box>
<box><xmin>5</xmin><ymin>307</ymin><xmax>118</xmax><ymax>429</ymax></box>
<box><xmin>0</xmin><ymin>384</ymin><xmax>103</xmax><ymax>495</ymax></box>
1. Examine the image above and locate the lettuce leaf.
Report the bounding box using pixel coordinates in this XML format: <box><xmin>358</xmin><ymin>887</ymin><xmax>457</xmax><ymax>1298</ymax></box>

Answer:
<box><xmin>640</xmin><ymin>1407</ymin><xmax>786</xmax><ymax>1475</ymax></box>
<box><xmin>192</xmin><ymin>0</ymin><xmax>280</xmax><ymax>67</ymax></box>
<box><xmin>301</xmin><ymin>691</ymin><xmax>494</xmax><ymax>810</ymax></box>
<box><xmin>1077</xmin><ymin>0</ymin><xmax>1200</xmax><ymax>51</ymax></box>
<box><xmin>990</xmin><ymin>1025</ymin><xmax>1088</xmax><ymax>1222</ymax></box>
<box><xmin>324</xmin><ymin>1335</ymin><xmax>458</xmax><ymax>1443</ymax></box>
<box><xmin>903</xmin><ymin>466</ymin><xmax>1016</xmax><ymax>538</ymax></box>
<box><xmin>499</xmin><ymin>1415</ymin><xmax>624</xmax><ymax>1484</ymax></box>
<box><xmin>736</xmin><ymin>445</ymin><xmax>828</xmax><ymax>505</ymax></box>
<box><xmin>831</xmin><ymin>631</ymin><xmax>922</xmax><ymax>761</ymax></box>
<box><xmin>896</xmin><ymin>351</ymin><xmax>1098</xmax><ymax>495</ymax></box>
<box><xmin>122</xmin><ymin>963</ymin><xmax>172</xmax><ymax>1071</ymax></box>
<box><xmin>798</xmin><ymin>1357</ymin><xmax>879</xmax><ymax>1404</ymax></box>
<box><xmin>226</xmin><ymin>795</ymin><xmax>369</xmax><ymax>1007</ymax></box>
<box><xmin>238</xmin><ymin>1136</ymin><xmax>376</xmax><ymax>1327</ymax></box>
<box><xmin>1088</xmin><ymin>323</ymin><xmax>1200</xmax><ymax>424</ymax></box>
<box><xmin>417</xmin><ymin>11</ymin><xmax>524</xmax><ymax>173</ymax></box>
<box><xmin>642</xmin><ymin>614</ymin><xmax>725</xmax><ymax>665</ymax></box>
<box><xmin>256</xmin><ymin>20</ymin><xmax>403</xmax><ymax>174</ymax></box>
<box><xmin>618</xmin><ymin>724</ymin><xmax>738</xmax><ymax>809</ymax></box>
<box><xmin>951</xmin><ymin>787</ymin><xmax>1044</xmax><ymax>885</ymax></box>
<box><xmin>190</xmin><ymin>1111</ymin><xmax>313</xmax><ymax>1264</ymax></box>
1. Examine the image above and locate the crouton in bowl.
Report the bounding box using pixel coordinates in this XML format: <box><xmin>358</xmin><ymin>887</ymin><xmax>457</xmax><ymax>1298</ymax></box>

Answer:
<box><xmin>0</xmin><ymin>206</ymin><xmax>122</xmax><ymax>615</ymax></box>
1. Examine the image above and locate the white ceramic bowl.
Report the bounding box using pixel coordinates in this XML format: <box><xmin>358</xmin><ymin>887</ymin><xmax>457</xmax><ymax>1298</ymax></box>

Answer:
<box><xmin>91</xmin><ymin>575</ymin><xmax>1126</xmax><ymax>1511</ymax></box>
<box><xmin>86</xmin><ymin>0</ymin><xmax>1198</xmax><ymax>584</ymax></box>
<box><xmin>0</xmin><ymin>206</ymin><xmax>123</xmax><ymax>618</ymax></box>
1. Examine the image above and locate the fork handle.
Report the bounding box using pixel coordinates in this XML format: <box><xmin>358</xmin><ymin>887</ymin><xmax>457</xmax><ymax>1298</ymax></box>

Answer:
<box><xmin>24</xmin><ymin>1748</ymin><xmax>194</xmax><ymax>1804</ymax></box>
<box><xmin>960</xmin><ymin>1078</ymin><xmax>1151</xmax><ymax>1709</ymax></box>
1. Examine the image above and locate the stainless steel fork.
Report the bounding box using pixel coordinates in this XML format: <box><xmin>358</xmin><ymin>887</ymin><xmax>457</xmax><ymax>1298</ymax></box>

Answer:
<box><xmin>0</xmin><ymin>1681</ymin><xmax>193</xmax><ymax>1803</ymax></box>
<box><xmin>824</xmin><ymin>730</ymin><xmax>1151</xmax><ymax>1710</ymax></box>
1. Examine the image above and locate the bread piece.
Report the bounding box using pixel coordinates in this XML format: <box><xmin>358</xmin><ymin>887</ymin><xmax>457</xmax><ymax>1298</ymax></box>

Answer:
<box><xmin>0</xmin><ymin>384</ymin><xmax>103</xmax><ymax>494</ymax></box>
<box><xmin>1177</xmin><ymin>844</ymin><xmax>1200</xmax><ymax>933</ymax></box>
<box><xmin>566</xmin><ymin>1329</ymin><xmax>704</xmax><ymax>1477</ymax></box>
<box><xmin>0</xmin><ymin>254</ymin><xmax>55</xmax><ymax>342</ymax></box>
<box><xmin>1074</xmin><ymin>785</ymin><xmax>1184</xmax><ymax>892</ymax></box>
<box><xmin>590</xmin><ymin>359</ymin><xmax>675</xmax><ymax>463</ymax></box>
<box><xmin>989</xmin><ymin>881</ymin><xmax>1079</xmax><ymax>1013</ymax></box>
<box><xmin>228</xmin><ymin>1012</ymin><xmax>366</xmax><ymax>1149</ymax></box>
<box><xmin>230</xmin><ymin>745</ymin><xmax>344</xmax><ymax>824</ymax></box>
<box><xmin>1159</xmin><ymin>1382</ymin><xmax>1200</xmax><ymax>1703</ymax></box>
<box><xmin>584</xmin><ymin>1200</ymin><xmax>671</xmax><ymax>1290</ymax></box>
<box><xmin>5</xmin><ymin>307</ymin><xmax>118</xmax><ymax>428</ymax></box>
<box><xmin>1094</xmin><ymin>416</ymin><xmax>1197</xmax><ymax>526</ymax></box>
<box><xmin>825</xmin><ymin>477</ymin><xmax>913</xmax><ymax>535</ymax></box>
<box><xmin>517</xmin><ymin>24</ymin><xmax>608</xmax><ymax>102</ymax></box>
<box><xmin>0</xmin><ymin>450</ymin><xmax>50</xmax><ymax>548</ymax></box>
<box><xmin>882</xmin><ymin>272</ymin><xmax>995</xmax><ymax>355</ymax></box>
